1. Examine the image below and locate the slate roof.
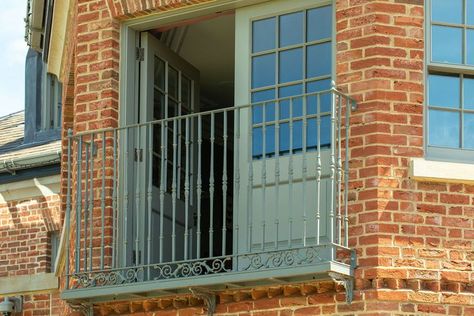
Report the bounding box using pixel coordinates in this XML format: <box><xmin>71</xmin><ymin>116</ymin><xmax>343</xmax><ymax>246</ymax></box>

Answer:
<box><xmin>0</xmin><ymin>110</ymin><xmax>61</xmax><ymax>165</ymax></box>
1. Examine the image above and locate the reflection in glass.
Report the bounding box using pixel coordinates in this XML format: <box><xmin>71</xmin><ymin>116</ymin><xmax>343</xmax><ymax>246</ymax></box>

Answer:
<box><xmin>307</xmin><ymin>42</ymin><xmax>332</xmax><ymax>78</ymax></box>
<box><xmin>279</xmin><ymin>85</ymin><xmax>303</xmax><ymax>119</ymax></box>
<box><xmin>154</xmin><ymin>57</ymin><xmax>166</xmax><ymax>91</ymax></box>
<box><xmin>253</xmin><ymin>18</ymin><xmax>276</xmax><ymax>53</ymax></box>
<box><xmin>307</xmin><ymin>6</ymin><xmax>332</xmax><ymax>41</ymax></box>
<box><xmin>464</xmin><ymin>114</ymin><xmax>474</xmax><ymax>149</ymax></box>
<box><xmin>431</xmin><ymin>0</ymin><xmax>463</xmax><ymax>24</ymax></box>
<box><xmin>168</xmin><ymin>67</ymin><xmax>179</xmax><ymax>98</ymax></box>
<box><xmin>464</xmin><ymin>77</ymin><xmax>474</xmax><ymax>110</ymax></box>
<box><xmin>468</xmin><ymin>30</ymin><xmax>474</xmax><ymax>65</ymax></box>
<box><xmin>428</xmin><ymin>110</ymin><xmax>460</xmax><ymax>148</ymax></box>
<box><xmin>252</xmin><ymin>54</ymin><xmax>276</xmax><ymax>88</ymax></box>
<box><xmin>279</xmin><ymin>48</ymin><xmax>303</xmax><ymax>83</ymax></box>
<box><xmin>469</xmin><ymin>0</ymin><xmax>474</xmax><ymax>25</ymax></box>
<box><xmin>431</xmin><ymin>26</ymin><xmax>463</xmax><ymax>64</ymax></box>
<box><xmin>252</xmin><ymin>89</ymin><xmax>276</xmax><ymax>124</ymax></box>
<box><xmin>428</xmin><ymin>74</ymin><xmax>460</xmax><ymax>108</ymax></box>
<box><xmin>279</xmin><ymin>12</ymin><xmax>304</xmax><ymax>47</ymax></box>
<box><xmin>307</xmin><ymin>79</ymin><xmax>332</xmax><ymax>113</ymax></box>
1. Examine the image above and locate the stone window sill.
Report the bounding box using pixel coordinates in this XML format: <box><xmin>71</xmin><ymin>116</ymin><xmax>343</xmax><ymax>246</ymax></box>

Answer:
<box><xmin>410</xmin><ymin>158</ymin><xmax>474</xmax><ymax>184</ymax></box>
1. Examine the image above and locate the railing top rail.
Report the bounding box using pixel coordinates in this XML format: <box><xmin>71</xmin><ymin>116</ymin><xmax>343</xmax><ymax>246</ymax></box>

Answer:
<box><xmin>69</xmin><ymin>88</ymin><xmax>356</xmax><ymax>139</ymax></box>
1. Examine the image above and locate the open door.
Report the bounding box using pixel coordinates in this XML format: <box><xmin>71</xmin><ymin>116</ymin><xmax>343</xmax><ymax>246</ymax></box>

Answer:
<box><xmin>138</xmin><ymin>32</ymin><xmax>200</xmax><ymax>270</ymax></box>
<box><xmin>234</xmin><ymin>0</ymin><xmax>334</xmax><ymax>264</ymax></box>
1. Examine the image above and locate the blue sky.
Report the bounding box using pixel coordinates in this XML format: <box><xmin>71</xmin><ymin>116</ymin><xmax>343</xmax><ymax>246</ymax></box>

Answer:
<box><xmin>0</xmin><ymin>2</ymin><xmax>28</xmax><ymax>117</ymax></box>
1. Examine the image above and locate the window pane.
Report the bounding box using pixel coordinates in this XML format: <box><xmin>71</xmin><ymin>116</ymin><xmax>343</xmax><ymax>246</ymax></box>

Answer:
<box><xmin>307</xmin><ymin>42</ymin><xmax>332</xmax><ymax>78</ymax></box>
<box><xmin>279</xmin><ymin>48</ymin><xmax>303</xmax><ymax>83</ymax></box>
<box><xmin>279</xmin><ymin>12</ymin><xmax>304</xmax><ymax>47</ymax></box>
<box><xmin>293</xmin><ymin>120</ymin><xmax>303</xmax><ymax>152</ymax></box>
<box><xmin>464</xmin><ymin>114</ymin><xmax>474</xmax><ymax>149</ymax></box>
<box><xmin>307</xmin><ymin>79</ymin><xmax>332</xmax><ymax>113</ymax></box>
<box><xmin>168</xmin><ymin>66</ymin><xmax>178</xmax><ymax>99</ymax></box>
<box><xmin>265</xmin><ymin>125</ymin><xmax>276</xmax><ymax>155</ymax></box>
<box><xmin>280</xmin><ymin>122</ymin><xmax>290</xmax><ymax>153</ymax></box>
<box><xmin>252</xmin><ymin>89</ymin><xmax>276</xmax><ymax>124</ymax></box>
<box><xmin>253</xmin><ymin>127</ymin><xmax>263</xmax><ymax>157</ymax></box>
<box><xmin>431</xmin><ymin>26</ymin><xmax>463</xmax><ymax>64</ymax></box>
<box><xmin>469</xmin><ymin>0</ymin><xmax>474</xmax><ymax>25</ymax></box>
<box><xmin>307</xmin><ymin>6</ymin><xmax>332</xmax><ymax>41</ymax></box>
<box><xmin>279</xmin><ymin>84</ymin><xmax>303</xmax><ymax>119</ymax></box>
<box><xmin>467</xmin><ymin>30</ymin><xmax>474</xmax><ymax>66</ymax></box>
<box><xmin>431</xmin><ymin>0</ymin><xmax>463</xmax><ymax>24</ymax></box>
<box><xmin>253</xmin><ymin>18</ymin><xmax>276</xmax><ymax>53</ymax></box>
<box><xmin>464</xmin><ymin>77</ymin><xmax>474</xmax><ymax>110</ymax></box>
<box><xmin>154</xmin><ymin>57</ymin><xmax>165</xmax><ymax>90</ymax></box>
<box><xmin>252</xmin><ymin>54</ymin><xmax>276</xmax><ymax>88</ymax></box>
<box><xmin>428</xmin><ymin>74</ymin><xmax>460</xmax><ymax>108</ymax></box>
<box><xmin>428</xmin><ymin>110</ymin><xmax>460</xmax><ymax>148</ymax></box>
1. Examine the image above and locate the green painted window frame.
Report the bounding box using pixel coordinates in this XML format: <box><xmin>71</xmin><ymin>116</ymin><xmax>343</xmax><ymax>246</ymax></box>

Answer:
<box><xmin>426</xmin><ymin>0</ymin><xmax>474</xmax><ymax>163</ymax></box>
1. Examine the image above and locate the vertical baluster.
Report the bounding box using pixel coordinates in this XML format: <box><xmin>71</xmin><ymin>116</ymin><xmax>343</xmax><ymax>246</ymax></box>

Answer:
<box><xmin>159</xmin><ymin>122</ymin><xmax>166</xmax><ymax>263</ymax></box>
<box><xmin>329</xmin><ymin>88</ymin><xmax>337</xmax><ymax>259</ymax></box>
<box><xmin>344</xmin><ymin>99</ymin><xmax>351</xmax><ymax>248</ymax></box>
<box><xmin>196</xmin><ymin>115</ymin><xmax>202</xmax><ymax>258</ymax></box>
<box><xmin>274</xmin><ymin>101</ymin><xmax>280</xmax><ymax>249</ymax></box>
<box><xmin>172</xmin><ymin>119</ymin><xmax>178</xmax><ymax>262</ymax></box>
<box><xmin>112</xmin><ymin>129</ymin><xmax>117</xmax><ymax>268</ymax></box>
<box><xmin>247</xmin><ymin>108</ymin><xmax>253</xmax><ymax>252</ymax></box>
<box><xmin>316</xmin><ymin>94</ymin><xmax>321</xmax><ymax>245</ymax></box>
<box><xmin>302</xmin><ymin>95</ymin><xmax>308</xmax><ymax>247</ymax></box>
<box><xmin>222</xmin><ymin>111</ymin><xmax>228</xmax><ymax>255</ymax></box>
<box><xmin>288</xmin><ymin>98</ymin><xmax>294</xmax><ymax>248</ymax></box>
<box><xmin>337</xmin><ymin>95</ymin><xmax>343</xmax><ymax>245</ymax></box>
<box><xmin>75</xmin><ymin>136</ymin><xmax>82</xmax><ymax>273</ymax></box>
<box><xmin>134</xmin><ymin>127</ymin><xmax>141</xmax><ymax>266</ymax></box>
<box><xmin>83</xmin><ymin>140</ymin><xmax>89</xmax><ymax>271</ymax></box>
<box><xmin>209</xmin><ymin>113</ymin><xmax>215</xmax><ymax>258</ymax></box>
<box><xmin>101</xmin><ymin>131</ymin><xmax>106</xmax><ymax>270</ymax></box>
<box><xmin>184</xmin><ymin>118</ymin><xmax>190</xmax><ymax>260</ymax></box>
<box><xmin>123</xmin><ymin>129</ymin><xmax>129</xmax><ymax>266</ymax></box>
<box><xmin>147</xmin><ymin>124</ymin><xmax>153</xmax><ymax>277</ymax></box>
<box><xmin>261</xmin><ymin>103</ymin><xmax>267</xmax><ymax>251</ymax></box>
<box><xmin>234</xmin><ymin>108</ymin><xmax>240</xmax><ymax>253</ymax></box>
<box><xmin>89</xmin><ymin>133</ymin><xmax>94</xmax><ymax>272</ymax></box>
<box><xmin>65</xmin><ymin>129</ymin><xmax>72</xmax><ymax>288</ymax></box>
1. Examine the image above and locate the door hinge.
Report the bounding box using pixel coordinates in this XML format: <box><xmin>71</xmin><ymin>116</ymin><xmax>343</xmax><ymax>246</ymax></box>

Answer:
<box><xmin>136</xmin><ymin>47</ymin><xmax>144</xmax><ymax>61</ymax></box>
<box><xmin>134</xmin><ymin>148</ymin><xmax>143</xmax><ymax>162</ymax></box>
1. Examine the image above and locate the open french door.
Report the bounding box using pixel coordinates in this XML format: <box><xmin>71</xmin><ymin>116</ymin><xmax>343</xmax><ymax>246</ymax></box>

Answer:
<box><xmin>134</xmin><ymin>32</ymin><xmax>200</xmax><ymax>271</ymax></box>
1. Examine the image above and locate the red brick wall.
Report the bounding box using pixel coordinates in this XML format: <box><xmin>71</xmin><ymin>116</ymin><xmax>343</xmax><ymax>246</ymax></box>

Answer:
<box><xmin>57</xmin><ymin>0</ymin><xmax>474</xmax><ymax>315</ymax></box>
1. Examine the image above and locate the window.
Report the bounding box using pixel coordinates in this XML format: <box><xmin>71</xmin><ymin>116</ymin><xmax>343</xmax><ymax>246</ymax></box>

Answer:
<box><xmin>250</xmin><ymin>5</ymin><xmax>333</xmax><ymax>158</ymax></box>
<box><xmin>427</xmin><ymin>0</ymin><xmax>474</xmax><ymax>161</ymax></box>
<box><xmin>41</xmin><ymin>72</ymin><xmax>62</xmax><ymax>131</ymax></box>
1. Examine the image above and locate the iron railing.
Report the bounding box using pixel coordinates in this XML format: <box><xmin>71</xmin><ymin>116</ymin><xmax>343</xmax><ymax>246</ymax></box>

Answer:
<box><xmin>63</xmin><ymin>88</ymin><xmax>356</xmax><ymax>293</ymax></box>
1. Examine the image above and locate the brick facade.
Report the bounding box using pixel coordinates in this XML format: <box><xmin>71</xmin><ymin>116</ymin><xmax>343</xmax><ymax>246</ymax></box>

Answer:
<box><xmin>54</xmin><ymin>0</ymin><xmax>474</xmax><ymax>315</ymax></box>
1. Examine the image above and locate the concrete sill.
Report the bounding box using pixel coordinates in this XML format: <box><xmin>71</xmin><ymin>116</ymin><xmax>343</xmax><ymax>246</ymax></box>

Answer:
<box><xmin>410</xmin><ymin>158</ymin><xmax>474</xmax><ymax>184</ymax></box>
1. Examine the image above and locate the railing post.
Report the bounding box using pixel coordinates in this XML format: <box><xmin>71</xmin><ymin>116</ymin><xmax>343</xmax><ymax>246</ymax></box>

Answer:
<box><xmin>65</xmin><ymin>129</ymin><xmax>72</xmax><ymax>289</ymax></box>
<box><xmin>329</xmin><ymin>83</ymin><xmax>337</xmax><ymax>260</ymax></box>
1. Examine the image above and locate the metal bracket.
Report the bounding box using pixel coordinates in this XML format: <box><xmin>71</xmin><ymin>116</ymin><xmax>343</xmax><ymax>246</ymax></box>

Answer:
<box><xmin>189</xmin><ymin>287</ymin><xmax>216</xmax><ymax>316</ymax></box>
<box><xmin>329</xmin><ymin>272</ymin><xmax>354</xmax><ymax>304</ymax></box>
<box><xmin>69</xmin><ymin>303</ymin><xmax>93</xmax><ymax>316</ymax></box>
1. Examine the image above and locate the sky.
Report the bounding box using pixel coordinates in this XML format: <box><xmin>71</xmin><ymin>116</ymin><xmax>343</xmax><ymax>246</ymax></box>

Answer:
<box><xmin>0</xmin><ymin>2</ymin><xmax>29</xmax><ymax>117</ymax></box>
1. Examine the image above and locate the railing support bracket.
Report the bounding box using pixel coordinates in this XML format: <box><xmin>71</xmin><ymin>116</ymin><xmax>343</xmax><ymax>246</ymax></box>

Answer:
<box><xmin>69</xmin><ymin>302</ymin><xmax>93</xmax><ymax>316</ymax></box>
<box><xmin>190</xmin><ymin>287</ymin><xmax>216</xmax><ymax>316</ymax></box>
<box><xmin>329</xmin><ymin>272</ymin><xmax>354</xmax><ymax>304</ymax></box>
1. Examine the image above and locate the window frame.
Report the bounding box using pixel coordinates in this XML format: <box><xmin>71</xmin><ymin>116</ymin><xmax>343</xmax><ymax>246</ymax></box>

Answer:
<box><xmin>425</xmin><ymin>0</ymin><xmax>474</xmax><ymax>163</ymax></box>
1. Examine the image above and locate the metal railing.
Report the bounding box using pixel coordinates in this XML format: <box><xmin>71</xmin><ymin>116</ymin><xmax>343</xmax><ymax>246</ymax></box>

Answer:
<box><xmin>63</xmin><ymin>88</ymin><xmax>356</xmax><ymax>291</ymax></box>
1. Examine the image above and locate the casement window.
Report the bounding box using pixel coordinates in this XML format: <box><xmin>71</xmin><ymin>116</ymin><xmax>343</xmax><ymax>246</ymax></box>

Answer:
<box><xmin>41</xmin><ymin>71</ymin><xmax>62</xmax><ymax>131</ymax></box>
<box><xmin>427</xmin><ymin>0</ymin><xmax>474</xmax><ymax>162</ymax></box>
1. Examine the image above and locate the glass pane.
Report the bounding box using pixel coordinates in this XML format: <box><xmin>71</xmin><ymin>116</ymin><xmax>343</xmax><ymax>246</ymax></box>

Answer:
<box><xmin>428</xmin><ymin>110</ymin><xmax>460</xmax><ymax>148</ymax></box>
<box><xmin>168</xmin><ymin>99</ymin><xmax>178</xmax><ymax>118</ymax></box>
<box><xmin>321</xmin><ymin>115</ymin><xmax>331</xmax><ymax>146</ymax></box>
<box><xmin>168</xmin><ymin>66</ymin><xmax>179</xmax><ymax>99</ymax></box>
<box><xmin>464</xmin><ymin>77</ymin><xmax>474</xmax><ymax>110</ymax></box>
<box><xmin>253</xmin><ymin>18</ymin><xmax>276</xmax><ymax>53</ymax></box>
<box><xmin>279</xmin><ymin>12</ymin><xmax>304</xmax><ymax>47</ymax></box>
<box><xmin>265</xmin><ymin>125</ymin><xmax>276</xmax><ymax>155</ymax></box>
<box><xmin>307</xmin><ymin>42</ymin><xmax>332</xmax><ymax>78</ymax></box>
<box><xmin>307</xmin><ymin>79</ymin><xmax>332</xmax><ymax>113</ymax></box>
<box><xmin>307</xmin><ymin>5</ymin><xmax>332</xmax><ymax>41</ymax></box>
<box><xmin>467</xmin><ymin>30</ymin><xmax>474</xmax><ymax>65</ymax></box>
<box><xmin>253</xmin><ymin>127</ymin><xmax>263</xmax><ymax>157</ymax></box>
<box><xmin>181</xmin><ymin>76</ymin><xmax>191</xmax><ymax>109</ymax></box>
<box><xmin>279</xmin><ymin>48</ymin><xmax>303</xmax><ymax>83</ymax></box>
<box><xmin>431</xmin><ymin>0</ymin><xmax>463</xmax><ymax>24</ymax></box>
<box><xmin>293</xmin><ymin>120</ymin><xmax>303</xmax><ymax>152</ymax></box>
<box><xmin>252</xmin><ymin>54</ymin><xmax>276</xmax><ymax>88</ymax></box>
<box><xmin>428</xmin><ymin>74</ymin><xmax>460</xmax><ymax>108</ymax></box>
<box><xmin>154</xmin><ymin>57</ymin><xmax>165</xmax><ymax>91</ymax></box>
<box><xmin>279</xmin><ymin>84</ymin><xmax>303</xmax><ymax>119</ymax></box>
<box><xmin>464</xmin><ymin>114</ymin><xmax>474</xmax><ymax>149</ymax></box>
<box><xmin>252</xmin><ymin>89</ymin><xmax>276</xmax><ymax>124</ymax></box>
<box><xmin>154</xmin><ymin>89</ymin><xmax>165</xmax><ymax>120</ymax></box>
<box><xmin>431</xmin><ymin>26</ymin><xmax>463</xmax><ymax>64</ymax></box>
<box><xmin>280</xmin><ymin>122</ymin><xmax>290</xmax><ymax>154</ymax></box>
<box><xmin>468</xmin><ymin>0</ymin><xmax>474</xmax><ymax>25</ymax></box>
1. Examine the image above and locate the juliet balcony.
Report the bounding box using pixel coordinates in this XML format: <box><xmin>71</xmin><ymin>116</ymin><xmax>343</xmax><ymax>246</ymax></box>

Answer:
<box><xmin>61</xmin><ymin>88</ymin><xmax>357</xmax><ymax>303</ymax></box>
